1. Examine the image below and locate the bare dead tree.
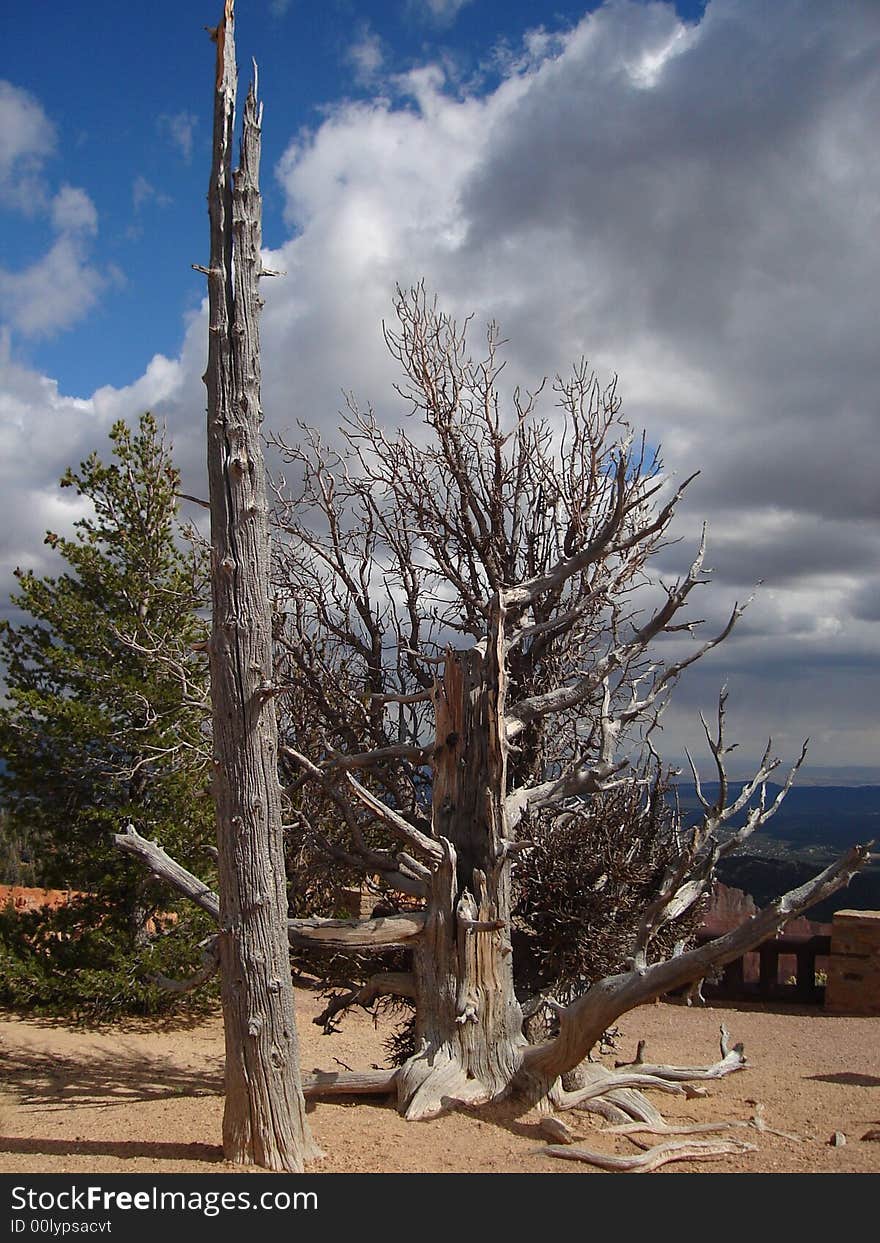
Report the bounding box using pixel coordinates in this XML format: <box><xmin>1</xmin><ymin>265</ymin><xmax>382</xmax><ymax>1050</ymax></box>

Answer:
<box><xmin>259</xmin><ymin>285</ymin><xmax>869</xmax><ymax>1154</ymax></box>
<box><xmin>131</xmin><ymin>0</ymin><xmax>317</xmax><ymax>1173</ymax></box>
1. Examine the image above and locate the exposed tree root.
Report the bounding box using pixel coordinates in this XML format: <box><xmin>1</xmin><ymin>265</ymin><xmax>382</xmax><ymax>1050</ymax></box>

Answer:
<box><xmin>537</xmin><ymin>1112</ymin><xmax>740</xmax><ymax>1148</ymax></box>
<box><xmin>534</xmin><ymin>1027</ymin><xmax>766</xmax><ymax>1168</ymax></box>
<box><xmin>538</xmin><ymin>1116</ymin><xmax>579</xmax><ymax>1145</ymax></box>
<box><xmin>396</xmin><ymin>1050</ymin><xmax>496</xmax><ymax>1120</ymax></box>
<box><xmin>300</xmin><ymin>1025</ymin><xmax>796</xmax><ymax>1172</ymax></box>
<box><xmin>603</xmin><ymin>1105</ymin><xmax>803</xmax><ymax>1143</ymax></box>
<box><xmin>550</xmin><ymin>1061</ymin><xmax>705</xmax><ymax>1112</ymax></box>
<box><xmin>607</xmin><ymin>1120</ymin><xmax>743</xmax><ymax>1138</ymax></box>
<box><xmin>301</xmin><ymin>1027</ymin><xmax>747</xmax><ymax>1121</ymax></box>
<box><xmin>552</xmin><ymin>1076</ymin><xmax>703</xmax><ymax>1108</ymax></box>
<box><xmin>574</xmin><ymin>1096</ymin><xmax>633</xmax><ymax>1124</ymax></box>
<box><xmin>614</xmin><ymin>1024</ymin><xmax>746</xmax><ymax>1081</ymax></box>
<box><xmin>597</xmin><ymin>1088</ymin><xmax>666</xmax><ymax>1126</ymax></box>
<box><xmin>747</xmin><ymin>1102</ymin><xmax>804</xmax><ymax>1142</ymax></box>
<box><xmin>541</xmin><ymin>1137</ymin><xmax>756</xmax><ymax>1172</ymax></box>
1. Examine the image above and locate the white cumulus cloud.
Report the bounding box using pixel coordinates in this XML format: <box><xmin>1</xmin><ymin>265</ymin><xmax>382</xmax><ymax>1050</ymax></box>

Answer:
<box><xmin>51</xmin><ymin>184</ymin><xmax>98</xmax><ymax>236</ymax></box>
<box><xmin>0</xmin><ymin>80</ymin><xmax>56</xmax><ymax>213</ymax></box>
<box><xmin>0</xmin><ymin>235</ymin><xmax>106</xmax><ymax>340</ymax></box>
<box><xmin>0</xmin><ymin>82</ymin><xmax>108</xmax><ymax>341</ymax></box>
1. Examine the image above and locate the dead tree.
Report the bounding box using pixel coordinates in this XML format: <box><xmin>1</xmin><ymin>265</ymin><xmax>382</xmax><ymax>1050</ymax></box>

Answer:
<box><xmin>261</xmin><ymin>286</ymin><xmax>869</xmax><ymax>1153</ymax></box>
<box><xmin>160</xmin><ymin>0</ymin><xmax>315</xmax><ymax>1172</ymax></box>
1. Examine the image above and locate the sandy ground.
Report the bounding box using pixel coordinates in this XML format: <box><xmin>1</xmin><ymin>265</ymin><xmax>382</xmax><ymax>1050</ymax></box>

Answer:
<box><xmin>1</xmin><ymin>989</ymin><xmax>878</xmax><ymax>1176</ymax></box>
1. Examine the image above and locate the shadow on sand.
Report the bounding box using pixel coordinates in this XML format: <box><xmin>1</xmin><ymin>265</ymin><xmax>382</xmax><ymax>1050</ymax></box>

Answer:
<box><xmin>806</xmin><ymin>1071</ymin><xmax>880</xmax><ymax>1088</ymax></box>
<box><xmin>0</xmin><ymin>1040</ymin><xmax>223</xmax><ymax>1108</ymax></box>
<box><xmin>0</xmin><ymin>1135</ymin><xmax>223</xmax><ymax>1162</ymax></box>
<box><xmin>0</xmin><ymin>1039</ymin><xmax>226</xmax><ymax>1163</ymax></box>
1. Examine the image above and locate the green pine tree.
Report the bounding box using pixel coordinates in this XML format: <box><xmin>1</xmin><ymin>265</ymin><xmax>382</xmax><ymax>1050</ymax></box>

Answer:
<box><xmin>0</xmin><ymin>413</ymin><xmax>216</xmax><ymax>1016</ymax></box>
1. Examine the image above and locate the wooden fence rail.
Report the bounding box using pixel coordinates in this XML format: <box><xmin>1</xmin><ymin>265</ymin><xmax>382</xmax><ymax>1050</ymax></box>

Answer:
<box><xmin>694</xmin><ymin>931</ymin><xmax>831</xmax><ymax>1005</ymax></box>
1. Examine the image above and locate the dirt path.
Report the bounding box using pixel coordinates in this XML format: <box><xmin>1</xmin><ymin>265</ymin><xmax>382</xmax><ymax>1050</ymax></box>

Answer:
<box><xmin>1</xmin><ymin>991</ymin><xmax>878</xmax><ymax>1175</ymax></box>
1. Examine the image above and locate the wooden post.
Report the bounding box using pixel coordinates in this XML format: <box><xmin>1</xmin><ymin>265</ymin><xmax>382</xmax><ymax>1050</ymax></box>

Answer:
<box><xmin>795</xmin><ymin>941</ymin><xmax>816</xmax><ymax>1001</ymax></box>
<box><xmin>758</xmin><ymin>942</ymin><xmax>778</xmax><ymax>995</ymax></box>
<box><xmin>722</xmin><ymin>954</ymin><xmax>745</xmax><ymax>996</ymax></box>
<box><xmin>203</xmin><ymin>0</ymin><xmax>318</xmax><ymax>1171</ymax></box>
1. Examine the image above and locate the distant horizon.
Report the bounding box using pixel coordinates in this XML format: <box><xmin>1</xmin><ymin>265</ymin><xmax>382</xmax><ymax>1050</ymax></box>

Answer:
<box><xmin>668</xmin><ymin>765</ymin><xmax>880</xmax><ymax>789</ymax></box>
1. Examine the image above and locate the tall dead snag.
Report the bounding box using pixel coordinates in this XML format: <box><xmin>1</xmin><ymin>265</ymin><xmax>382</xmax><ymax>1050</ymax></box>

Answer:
<box><xmin>202</xmin><ymin>0</ymin><xmax>317</xmax><ymax>1171</ymax></box>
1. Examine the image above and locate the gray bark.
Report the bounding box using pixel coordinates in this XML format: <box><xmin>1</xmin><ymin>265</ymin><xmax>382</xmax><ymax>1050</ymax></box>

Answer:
<box><xmin>398</xmin><ymin>598</ymin><xmax>527</xmax><ymax>1118</ymax></box>
<box><xmin>203</xmin><ymin>0</ymin><xmax>318</xmax><ymax>1171</ymax></box>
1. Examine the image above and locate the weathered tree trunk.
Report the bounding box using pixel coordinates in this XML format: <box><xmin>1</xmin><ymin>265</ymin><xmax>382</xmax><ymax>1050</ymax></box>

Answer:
<box><xmin>398</xmin><ymin>598</ymin><xmax>528</xmax><ymax>1118</ymax></box>
<box><xmin>203</xmin><ymin>0</ymin><xmax>318</xmax><ymax>1171</ymax></box>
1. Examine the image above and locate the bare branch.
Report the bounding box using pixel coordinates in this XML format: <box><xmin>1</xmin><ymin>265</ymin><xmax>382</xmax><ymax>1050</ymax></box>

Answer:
<box><xmin>345</xmin><ymin>773</ymin><xmax>442</xmax><ymax>861</ymax></box>
<box><xmin>114</xmin><ymin>824</ymin><xmax>219</xmax><ymax>920</ymax></box>
<box><xmin>114</xmin><ymin>823</ymin><xmax>426</xmax><ymax>949</ymax></box>
<box><xmin>614</xmin><ymin>1030</ymin><xmax>746</xmax><ymax>1081</ymax></box>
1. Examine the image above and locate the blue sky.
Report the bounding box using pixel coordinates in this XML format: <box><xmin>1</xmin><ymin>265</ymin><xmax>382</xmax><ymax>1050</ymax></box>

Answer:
<box><xmin>3</xmin><ymin>0</ymin><xmax>706</xmax><ymax>395</ymax></box>
<box><xmin>1</xmin><ymin>0</ymin><xmax>879</xmax><ymax>778</ymax></box>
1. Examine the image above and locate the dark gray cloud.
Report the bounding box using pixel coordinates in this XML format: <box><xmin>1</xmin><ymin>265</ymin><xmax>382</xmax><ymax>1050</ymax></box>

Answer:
<box><xmin>851</xmin><ymin>580</ymin><xmax>880</xmax><ymax>624</ymax></box>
